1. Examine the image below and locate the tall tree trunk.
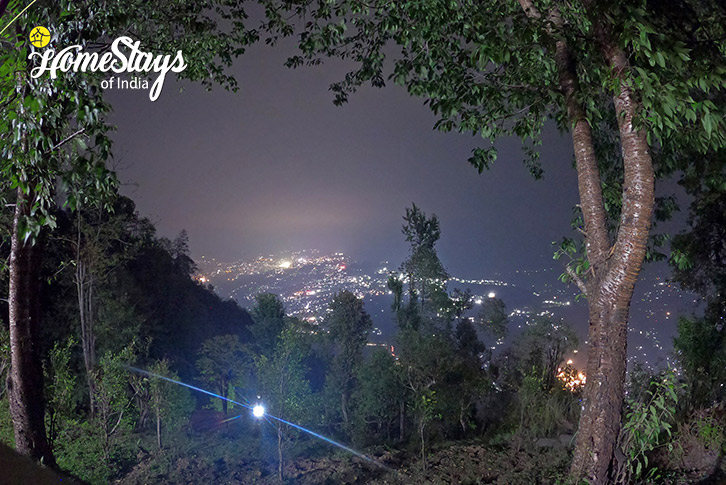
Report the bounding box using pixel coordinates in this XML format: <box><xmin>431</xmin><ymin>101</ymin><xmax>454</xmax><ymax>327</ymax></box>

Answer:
<box><xmin>76</xmin><ymin>256</ymin><xmax>97</xmax><ymax>416</ymax></box>
<box><xmin>419</xmin><ymin>419</ymin><xmax>426</xmax><ymax>471</ymax></box>
<box><xmin>277</xmin><ymin>426</ymin><xmax>284</xmax><ymax>481</ymax></box>
<box><xmin>517</xmin><ymin>4</ymin><xmax>655</xmax><ymax>482</ymax></box>
<box><xmin>221</xmin><ymin>380</ymin><xmax>228</xmax><ymax>415</ymax></box>
<box><xmin>7</xmin><ymin>187</ymin><xmax>55</xmax><ymax>466</ymax></box>
<box><xmin>570</xmin><ymin>17</ymin><xmax>656</xmax><ymax>484</ymax></box>
<box><xmin>156</xmin><ymin>405</ymin><xmax>162</xmax><ymax>449</ymax></box>
<box><xmin>459</xmin><ymin>401</ymin><xmax>467</xmax><ymax>434</ymax></box>
<box><xmin>341</xmin><ymin>391</ymin><xmax>349</xmax><ymax>432</ymax></box>
<box><xmin>398</xmin><ymin>399</ymin><xmax>405</xmax><ymax>441</ymax></box>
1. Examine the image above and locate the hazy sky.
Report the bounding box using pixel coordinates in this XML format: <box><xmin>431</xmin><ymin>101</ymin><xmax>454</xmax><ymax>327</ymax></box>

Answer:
<box><xmin>107</xmin><ymin>40</ymin><xmax>591</xmax><ymax>277</ymax></box>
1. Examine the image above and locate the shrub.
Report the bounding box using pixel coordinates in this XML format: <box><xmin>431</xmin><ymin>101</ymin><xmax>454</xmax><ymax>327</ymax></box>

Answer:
<box><xmin>616</xmin><ymin>369</ymin><xmax>682</xmax><ymax>484</ymax></box>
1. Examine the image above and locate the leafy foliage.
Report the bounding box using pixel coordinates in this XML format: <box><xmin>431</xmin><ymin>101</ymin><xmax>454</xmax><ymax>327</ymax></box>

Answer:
<box><xmin>45</xmin><ymin>337</ymin><xmax>78</xmax><ymax>448</ymax></box>
<box><xmin>148</xmin><ymin>359</ymin><xmax>193</xmax><ymax>448</ymax></box>
<box><xmin>325</xmin><ymin>290</ymin><xmax>373</xmax><ymax>435</ymax></box>
<box><xmin>351</xmin><ymin>349</ymin><xmax>403</xmax><ymax>445</ymax></box>
<box><xmin>673</xmin><ymin>316</ymin><xmax>726</xmax><ymax>408</ymax></box>
<box><xmin>256</xmin><ymin>322</ymin><xmax>317</xmax><ymax>479</ymax></box>
<box><xmin>400</xmin><ymin>204</ymin><xmax>448</xmax><ymax>315</ymax></box>
<box><xmin>478</xmin><ymin>296</ymin><xmax>509</xmax><ymax>340</ymax></box>
<box><xmin>617</xmin><ymin>369</ymin><xmax>683</xmax><ymax>483</ymax></box>
<box><xmin>512</xmin><ymin>317</ymin><xmax>578</xmax><ymax>392</ymax></box>
<box><xmin>196</xmin><ymin>335</ymin><xmax>250</xmax><ymax>415</ymax></box>
<box><xmin>251</xmin><ymin>293</ymin><xmax>287</xmax><ymax>357</ymax></box>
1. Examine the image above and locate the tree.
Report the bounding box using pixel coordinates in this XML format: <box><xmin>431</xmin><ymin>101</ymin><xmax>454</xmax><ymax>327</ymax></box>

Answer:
<box><xmin>398</xmin><ymin>329</ymin><xmax>455</xmax><ymax>469</ymax></box>
<box><xmin>450</xmin><ymin>288</ymin><xmax>474</xmax><ymax>324</ymax></box>
<box><xmin>325</xmin><ymin>290</ymin><xmax>373</xmax><ymax>435</ymax></box>
<box><xmin>256</xmin><ymin>323</ymin><xmax>316</xmax><ymax>481</ymax></box>
<box><xmin>478</xmin><ymin>297</ymin><xmax>509</xmax><ymax>340</ymax></box>
<box><xmin>512</xmin><ymin>317</ymin><xmax>579</xmax><ymax>392</ymax></box>
<box><xmin>258</xmin><ymin>1</ymin><xmax>726</xmax><ymax>480</ymax></box>
<box><xmin>669</xmin><ymin>146</ymin><xmax>726</xmax><ymax>406</ymax></box>
<box><xmin>44</xmin><ymin>337</ymin><xmax>78</xmax><ymax>451</ymax></box>
<box><xmin>93</xmin><ymin>344</ymin><xmax>137</xmax><ymax>469</ymax></box>
<box><xmin>1</xmin><ymin>0</ymin><xmax>253</xmax><ymax>463</ymax></box>
<box><xmin>66</xmin><ymin>196</ymin><xmax>142</xmax><ymax>415</ymax></box>
<box><xmin>147</xmin><ymin>359</ymin><xmax>193</xmax><ymax>449</ymax></box>
<box><xmin>388</xmin><ymin>273</ymin><xmax>421</xmax><ymax>331</ymax></box>
<box><xmin>121</xmin><ymin>230</ymin><xmax>254</xmax><ymax>370</ymax></box>
<box><xmin>250</xmin><ymin>293</ymin><xmax>287</xmax><ymax>357</ymax></box>
<box><xmin>196</xmin><ymin>334</ymin><xmax>249</xmax><ymax>415</ymax></box>
<box><xmin>450</xmin><ymin>319</ymin><xmax>490</xmax><ymax>435</ymax></box>
<box><xmin>352</xmin><ymin>348</ymin><xmax>404</xmax><ymax>444</ymax></box>
<box><xmin>673</xmin><ymin>316</ymin><xmax>726</xmax><ymax>407</ymax></box>
<box><xmin>400</xmin><ymin>204</ymin><xmax>449</xmax><ymax>313</ymax></box>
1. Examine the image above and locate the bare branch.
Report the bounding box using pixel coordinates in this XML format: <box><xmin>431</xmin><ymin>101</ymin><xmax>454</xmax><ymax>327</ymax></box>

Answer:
<box><xmin>46</xmin><ymin>128</ymin><xmax>85</xmax><ymax>155</ymax></box>
<box><xmin>566</xmin><ymin>265</ymin><xmax>588</xmax><ymax>297</ymax></box>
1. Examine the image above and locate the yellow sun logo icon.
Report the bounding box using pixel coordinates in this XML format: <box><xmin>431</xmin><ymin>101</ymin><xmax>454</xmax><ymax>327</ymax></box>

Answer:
<box><xmin>29</xmin><ymin>26</ymin><xmax>50</xmax><ymax>48</ymax></box>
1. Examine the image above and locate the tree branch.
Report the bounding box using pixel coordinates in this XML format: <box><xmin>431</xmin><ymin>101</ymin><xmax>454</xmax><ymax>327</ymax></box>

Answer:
<box><xmin>517</xmin><ymin>1</ymin><xmax>611</xmax><ymax>274</ymax></box>
<box><xmin>566</xmin><ymin>265</ymin><xmax>588</xmax><ymax>297</ymax></box>
<box><xmin>109</xmin><ymin>410</ymin><xmax>124</xmax><ymax>436</ymax></box>
<box><xmin>587</xmin><ymin>2</ymin><xmax>655</xmax><ymax>298</ymax></box>
<box><xmin>45</xmin><ymin>128</ymin><xmax>85</xmax><ymax>155</ymax></box>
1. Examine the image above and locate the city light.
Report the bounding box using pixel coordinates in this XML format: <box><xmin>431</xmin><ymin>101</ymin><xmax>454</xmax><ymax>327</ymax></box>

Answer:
<box><xmin>197</xmin><ymin>250</ymin><xmax>686</xmax><ymax>368</ymax></box>
<box><xmin>557</xmin><ymin>364</ymin><xmax>587</xmax><ymax>391</ymax></box>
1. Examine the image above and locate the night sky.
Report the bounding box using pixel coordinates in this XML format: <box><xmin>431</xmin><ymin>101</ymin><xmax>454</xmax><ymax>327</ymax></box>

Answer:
<box><xmin>106</xmin><ymin>39</ymin><xmax>581</xmax><ymax>278</ymax></box>
<box><xmin>103</xmin><ymin>36</ymin><xmax>701</xmax><ymax>366</ymax></box>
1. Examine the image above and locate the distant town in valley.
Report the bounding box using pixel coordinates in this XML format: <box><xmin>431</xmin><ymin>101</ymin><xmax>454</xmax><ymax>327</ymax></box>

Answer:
<box><xmin>196</xmin><ymin>249</ymin><xmax>700</xmax><ymax>371</ymax></box>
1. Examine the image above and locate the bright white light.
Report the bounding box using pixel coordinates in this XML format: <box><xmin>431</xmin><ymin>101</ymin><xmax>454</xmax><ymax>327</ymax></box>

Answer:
<box><xmin>487</xmin><ymin>292</ymin><xmax>496</xmax><ymax>298</ymax></box>
<box><xmin>252</xmin><ymin>405</ymin><xmax>265</xmax><ymax>418</ymax></box>
<box><xmin>279</xmin><ymin>261</ymin><xmax>291</xmax><ymax>269</ymax></box>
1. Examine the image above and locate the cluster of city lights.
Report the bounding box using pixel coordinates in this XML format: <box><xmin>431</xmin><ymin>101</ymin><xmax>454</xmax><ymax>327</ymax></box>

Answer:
<box><xmin>196</xmin><ymin>251</ymin><xmax>695</xmax><ymax>371</ymax></box>
<box><xmin>557</xmin><ymin>359</ymin><xmax>587</xmax><ymax>391</ymax></box>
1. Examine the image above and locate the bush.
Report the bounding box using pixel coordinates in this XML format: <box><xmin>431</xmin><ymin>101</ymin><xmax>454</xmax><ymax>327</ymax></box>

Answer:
<box><xmin>54</xmin><ymin>419</ymin><xmax>111</xmax><ymax>484</ymax></box>
<box><xmin>616</xmin><ymin>369</ymin><xmax>682</xmax><ymax>484</ymax></box>
<box><xmin>514</xmin><ymin>372</ymin><xmax>580</xmax><ymax>442</ymax></box>
<box><xmin>0</xmin><ymin>398</ymin><xmax>14</xmax><ymax>447</ymax></box>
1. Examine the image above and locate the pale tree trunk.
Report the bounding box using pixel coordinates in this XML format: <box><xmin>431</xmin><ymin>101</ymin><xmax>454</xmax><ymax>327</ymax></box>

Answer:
<box><xmin>156</xmin><ymin>405</ymin><xmax>162</xmax><ymax>449</ymax></box>
<box><xmin>419</xmin><ymin>419</ymin><xmax>426</xmax><ymax>471</ymax></box>
<box><xmin>341</xmin><ymin>391</ymin><xmax>349</xmax><ymax>431</ymax></box>
<box><xmin>570</xmin><ymin>17</ymin><xmax>655</xmax><ymax>484</ymax></box>
<box><xmin>7</xmin><ymin>187</ymin><xmax>55</xmax><ymax>466</ymax></box>
<box><xmin>277</xmin><ymin>426</ymin><xmax>284</xmax><ymax>481</ymax></box>
<box><xmin>220</xmin><ymin>378</ymin><xmax>228</xmax><ymax>415</ymax></box>
<box><xmin>516</xmin><ymin>2</ymin><xmax>655</xmax><ymax>483</ymax></box>
<box><xmin>399</xmin><ymin>400</ymin><xmax>405</xmax><ymax>441</ymax></box>
<box><xmin>459</xmin><ymin>400</ymin><xmax>467</xmax><ymax>434</ymax></box>
<box><xmin>75</xmin><ymin>255</ymin><xmax>97</xmax><ymax>416</ymax></box>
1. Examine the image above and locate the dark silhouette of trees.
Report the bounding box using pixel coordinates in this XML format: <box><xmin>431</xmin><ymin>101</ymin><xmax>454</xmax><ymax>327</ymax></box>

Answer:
<box><xmin>250</xmin><ymin>293</ymin><xmax>287</xmax><ymax>357</ymax></box>
<box><xmin>325</xmin><ymin>290</ymin><xmax>373</xmax><ymax>435</ymax></box>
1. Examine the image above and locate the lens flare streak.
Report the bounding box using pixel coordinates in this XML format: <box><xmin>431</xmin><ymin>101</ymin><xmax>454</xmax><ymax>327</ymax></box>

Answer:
<box><xmin>126</xmin><ymin>366</ymin><xmax>254</xmax><ymax>410</ymax></box>
<box><xmin>264</xmin><ymin>413</ymin><xmax>384</xmax><ymax>468</ymax></box>
<box><xmin>125</xmin><ymin>366</ymin><xmax>389</xmax><ymax>470</ymax></box>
